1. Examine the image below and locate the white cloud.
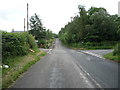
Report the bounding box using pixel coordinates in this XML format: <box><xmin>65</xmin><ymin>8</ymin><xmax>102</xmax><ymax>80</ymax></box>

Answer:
<box><xmin>0</xmin><ymin>0</ymin><xmax>119</xmax><ymax>33</ymax></box>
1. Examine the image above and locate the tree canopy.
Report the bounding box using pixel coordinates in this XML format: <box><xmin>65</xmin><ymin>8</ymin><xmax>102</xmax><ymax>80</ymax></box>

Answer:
<box><xmin>29</xmin><ymin>14</ymin><xmax>46</xmax><ymax>40</ymax></box>
<box><xmin>29</xmin><ymin>14</ymin><xmax>56</xmax><ymax>40</ymax></box>
<box><xmin>59</xmin><ymin>6</ymin><xmax>120</xmax><ymax>44</ymax></box>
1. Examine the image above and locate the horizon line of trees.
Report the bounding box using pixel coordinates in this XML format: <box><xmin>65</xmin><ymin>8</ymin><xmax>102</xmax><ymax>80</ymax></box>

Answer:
<box><xmin>59</xmin><ymin>5</ymin><xmax>120</xmax><ymax>44</ymax></box>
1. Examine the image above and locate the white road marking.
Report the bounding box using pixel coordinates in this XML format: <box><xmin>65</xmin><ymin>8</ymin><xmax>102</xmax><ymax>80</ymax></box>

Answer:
<box><xmin>47</xmin><ymin>49</ymin><xmax>52</xmax><ymax>54</ymax></box>
<box><xmin>72</xmin><ymin>60</ymin><xmax>94</xmax><ymax>88</ymax></box>
<box><xmin>72</xmin><ymin>60</ymin><xmax>102</xmax><ymax>88</ymax></box>
<box><xmin>82</xmin><ymin>51</ymin><xmax>105</xmax><ymax>59</ymax></box>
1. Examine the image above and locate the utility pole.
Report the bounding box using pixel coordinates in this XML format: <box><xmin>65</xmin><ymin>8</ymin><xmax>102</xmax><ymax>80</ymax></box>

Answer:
<box><xmin>27</xmin><ymin>3</ymin><xmax>29</xmax><ymax>31</ymax></box>
<box><xmin>24</xmin><ymin>18</ymin><xmax>25</xmax><ymax>32</ymax></box>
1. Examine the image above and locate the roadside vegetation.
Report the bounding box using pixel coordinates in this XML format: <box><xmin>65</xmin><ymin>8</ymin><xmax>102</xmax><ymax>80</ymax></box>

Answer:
<box><xmin>2</xmin><ymin>31</ymin><xmax>47</xmax><ymax>88</ymax></box>
<box><xmin>2</xmin><ymin>13</ymin><xmax>57</xmax><ymax>88</ymax></box>
<box><xmin>2</xmin><ymin>32</ymin><xmax>37</xmax><ymax>60</ymax></box>
<box><xmin>29</xmin><ymin>13</ymin><xmax>57</xmax><ymax>48</ymax></box>
<box><xmin>63</xmin><ymin>41</ymin><xmax>117</xmax><ymax>50</ymax></box>
<box><xmin>2</xmin><ymin>50</ymin><xmax>46</xmax><ymax>88</ymax></box>
<box><xmin>59</xmin><ymin>5</ymin><xmax>120</xmax><ymax>61</ymax></box>
<box><xmin>103</xmin><ymin>53</ymin><xmax>118</xmax><ymax>62</ymax></box>
<box><xmin>103</xmin><ymin>43</ymin><xmax>120</xmax><ymax>62</ymax></box>
<box><xmin>59</xmin><ymin>6</ymin><xmax>120</xmax><ymax>49</ymax></box>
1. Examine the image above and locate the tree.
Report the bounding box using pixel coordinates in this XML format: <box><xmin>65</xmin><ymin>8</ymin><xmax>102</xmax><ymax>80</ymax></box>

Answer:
<box><xmin>59</xmin><ymin>5</ymin><xmax>119</xmax><ymax>44</ymax></box>
<box><xmin>89</xmin><ymin>8</ymin><xmax>118</xmax><ymax>41</ymax></box>
<box><xmin>29</xmin><ymin>14</ymin><xmax>46</xmax><ymax>40</ymax></box>
<box><xmin>45</xmin><ymin>29</ymin><xmax>53</xmax><ymax>40</ymax></box>
<box><xmin>78</xmin><ymin>5</ymin><xmax>88</xmax><ymax>40</ymax></box>
<box><xmin>88</xmin><ymin>7</ymin><xmax>107</xmax><ymax>16</ymax></box>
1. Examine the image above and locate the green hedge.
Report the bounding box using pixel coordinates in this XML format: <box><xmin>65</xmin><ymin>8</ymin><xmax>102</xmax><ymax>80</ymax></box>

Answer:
<box><xmin>2</xmin><ymin>31</ymin><xmax>37</xmax><ymax>62</ymax></box>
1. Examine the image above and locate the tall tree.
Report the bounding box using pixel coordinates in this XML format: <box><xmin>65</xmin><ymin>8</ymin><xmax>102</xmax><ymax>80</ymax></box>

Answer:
<box><xmin>78</xmin><ymin>5</ymin><xmax>88</xmax><ymax>40</ymax></box>
<box><xmin>59</xmin><ymin>6</ymin><xmax>120</xmax><ymax>44</ymax></box>
<box><xmin>45</xmin><ymin>29</ymin><xmax>53</xmax><ymax>40</ymax></box>
<box><xmin>29</xmin><ymin>14</ymin><xmax>46</xmax><ymax>40</ymax></box>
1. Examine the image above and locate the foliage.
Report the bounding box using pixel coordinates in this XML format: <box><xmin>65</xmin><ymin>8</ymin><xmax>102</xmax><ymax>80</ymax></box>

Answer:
<box><xmin>64</xmin><ymin>41</ymin><xmax>118</xmax><ymax>50</ymax></box>
<box><xmin>27</xmin><ymin>34</ymin><xmax>37</xmax><ymax>49</ymax></box>
<box><xmin>38</xmin><ymin>39</ymin><xmax>46</xmax><ymax>48</ymax></box>
<box><xmin>45</xmin><ymin>29</ymin><xmax>54</xmax><ymax>40</ymax></box>
<box><xmin>29</xmin><ymin>13</ymin><xmax>46</xmax><ymax>40</ymax></box>
<box><xmin>113</xmin><ymin>43</ymin><xmax>120</xmax><ymax>56</ymax></box>
<box><xmin>2</xmin><ymin>31</ymin><xmax>37</xmax><ymax>62</ymax></box>
<box><xmin>59</xmin><ymin>6</ymin><xmax>120</xmax><ymax>44</ymax></box>
<box><xmin>53</xmin><ymin>33</ymin><xmax>58</xmax><ymax>38</ymax></box>
<box><xmin>29</xmin><ymin>14</ymin><xmax>56</xmax><ymax>48</ymax></box>
<box><xmin>103</xmin><ymin>53</ymin><xmax>119</xmax><ymax>62</ymax></box>
<box><xmin>38</xmin><ymin>39</ymin><xmax>54</xmax><ymax>48</ymax></box>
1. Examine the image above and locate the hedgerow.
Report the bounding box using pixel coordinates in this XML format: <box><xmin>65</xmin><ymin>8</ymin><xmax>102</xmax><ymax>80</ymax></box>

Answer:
<box><xmin>2</xmin><ymin>31</ymin><xmax>37</xmax><ymax>62</ymax></box>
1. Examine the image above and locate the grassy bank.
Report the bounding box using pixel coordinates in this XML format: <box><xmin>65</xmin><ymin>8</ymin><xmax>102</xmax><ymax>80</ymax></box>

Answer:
<box><xmin>103</xmin><ymin>53</ymin><xmax>119</xmax><ymax>62</ymax></box>
<box><xmin>2</xmin><ymin>50</ymin><xmax>46</xmax><ymax>88</ymax></box>
<box><xmin>62</xmin><ymin>41</ymin><xmax>118</xmax><ymax>50</ymax></box>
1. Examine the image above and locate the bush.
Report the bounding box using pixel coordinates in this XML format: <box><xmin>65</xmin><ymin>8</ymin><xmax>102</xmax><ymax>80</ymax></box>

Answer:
<box><xmin>113</xmin><ymin>43</ymin><xmax>120</xmax><ymax>56</ymax></box>
<box><xmin>37</xmin><ymin>39</ymin><xmax>54</xmax><ymax>48</ymax></box>
<box><xmin>27</xmin><ymin>34</ymin><xmax>37</xmax><ymax>49</ymax></box>
<box><xmin>38</xmin><ymin>39</ymin><xmax>46</xmax><ymax>48</ymax></box>
<box><xmin>2</xmin><ymin>31</ymin><xmax>37</xmax><ymax>62</ymax></box>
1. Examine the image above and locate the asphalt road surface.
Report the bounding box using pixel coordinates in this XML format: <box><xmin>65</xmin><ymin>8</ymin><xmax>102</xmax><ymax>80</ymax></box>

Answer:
<box><xmin>80</xmin><ymin>49</ymin><xmax>113</xmax><ymax>56</ymax></box>
<box><xmin>11</xmin><ymin>39</ymin><xmax>118</xmax><ymax>88</ymax></box>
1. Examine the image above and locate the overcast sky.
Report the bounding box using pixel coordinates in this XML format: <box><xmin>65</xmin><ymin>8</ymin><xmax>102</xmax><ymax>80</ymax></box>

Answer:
<box><xmin>0</xmin><ymin>0</ymin><xmax>119</xmax><ymax>34</ymax></box>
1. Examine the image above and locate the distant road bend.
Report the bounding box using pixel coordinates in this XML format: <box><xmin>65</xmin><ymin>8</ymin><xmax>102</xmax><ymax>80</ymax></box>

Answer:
<box><xmin>12</xmin><ymin>39</ymin><xmax>118</xmax><ymax>88</ymax></box>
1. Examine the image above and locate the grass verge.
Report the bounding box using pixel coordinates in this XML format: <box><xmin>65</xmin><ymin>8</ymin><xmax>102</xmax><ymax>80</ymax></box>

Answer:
<box><xmin>61</xmin><ymin>41</ymin><xmax>119</xmax><ymax>50</ymax></box>
<box><xmin>2</xmin><ymin>50</ymin><xmax>47</xmax><ymax>88</ymax></box>
<box><xmin>103</xmin><ymin>53</ymin><xmax>119</xmax><ymax>62</ymax></box>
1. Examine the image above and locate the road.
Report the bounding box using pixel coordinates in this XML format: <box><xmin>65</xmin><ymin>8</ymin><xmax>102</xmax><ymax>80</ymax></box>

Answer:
<box><xmin>79</xmin><ymin>49</ymin><xmax>113</xmax><ymax>56</ymax></box>
<box><xmin>11</xmin><ymin>39</ymin><xmax>118</xmax><ymax>88</ymax></box>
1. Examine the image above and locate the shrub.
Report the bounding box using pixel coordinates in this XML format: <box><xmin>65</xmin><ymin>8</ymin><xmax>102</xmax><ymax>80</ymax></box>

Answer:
<box><xmin>113</xmin><ymin>43</ymin><xmax>120</xmax><ymax>56</ymax></box>
<box><xmin>37</xmin><ymin>39</ymin><xmax>54</xmax><ymax>48</ymax></box>
<box><xmin>38</xmin><ymin>39</ymin><xmax>46</xmax><ymax>48</ymax></box>
<box><xmin>26</xmin><ymin>34</ymin><xmax>37</xmax><ymax>49</ymax></box>
<box><xmin>2</xmin><ymin>31</ymin><xmax>37</xmax><ymax>62</ymax></box>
